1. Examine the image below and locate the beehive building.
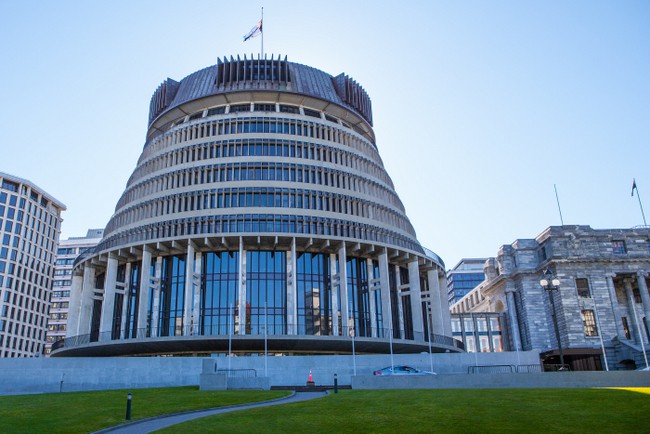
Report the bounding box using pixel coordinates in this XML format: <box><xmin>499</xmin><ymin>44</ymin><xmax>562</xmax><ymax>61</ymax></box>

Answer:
<box><xmin>54</xmin><ymin>56</ymin><xmax>458</xmax><ymax>356</ymax></box>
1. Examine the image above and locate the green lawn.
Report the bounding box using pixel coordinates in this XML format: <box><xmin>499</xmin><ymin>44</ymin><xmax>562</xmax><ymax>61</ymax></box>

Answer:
<box><xmin>1</xmin><ymin>387</ymin><xmax>648</xmax><ymax>433</ymax></box>
<box><xmin>159</xmin><ymin>388</ymin><xmax>650</xmax><ymax>434</ymax></box>
<box><xmin>0</xmin><ymin>387</ymin><xmax>290</xmax><ymax>433</ymax></box>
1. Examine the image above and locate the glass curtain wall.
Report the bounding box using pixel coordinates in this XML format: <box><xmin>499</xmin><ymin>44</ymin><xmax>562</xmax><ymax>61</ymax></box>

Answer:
<box><xmin>124</xmin><ymin>262</ymin><xmax>140</xmax><ymax>338</ymax></box>
<box><xmin>201</xmin><ymin>251</ymin><xmax>239</xmax><ymax>335</ymax></box>
<box><xmin>296</xmin><ymin>252</ymin><xmax>331</xmax><ymax>335</ymax></box>
<box><xmin>346</xmin><ymin>257</ymin><xmax>370</xmax><ymax>337</ymax></box>
<box><xmin>246</xmin><ymin>251</ymin><xmax>286</xmax><ymax>335</ymax></box>
<box><xmin>159</xmin><ymin>255</ymin><xmax>186</xmax><ymax>336</ymax></box>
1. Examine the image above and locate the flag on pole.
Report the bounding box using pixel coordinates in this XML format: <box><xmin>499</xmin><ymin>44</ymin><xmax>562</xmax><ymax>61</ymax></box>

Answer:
<box><xmin>632</xmin><ymin>179</ymin><xmax>638</xmax><ymax>197</ymax></box>
<box><xmin>243</xmin><ymin>20</ymin><xmax>262</xmax><ymax>41</ymax></box>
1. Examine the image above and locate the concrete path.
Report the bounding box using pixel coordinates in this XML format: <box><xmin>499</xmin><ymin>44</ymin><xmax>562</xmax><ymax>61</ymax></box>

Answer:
<box><xmin>95</xmin><ymin>391</ymin><xmax>327</xmax><ymax>434</ymax></box>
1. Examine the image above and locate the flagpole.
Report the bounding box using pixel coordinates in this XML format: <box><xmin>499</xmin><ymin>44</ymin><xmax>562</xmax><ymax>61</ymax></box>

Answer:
<box><xmin>632</xmin><ymin>179</ymin><xmax>647</xmax><ymax>227</ymax></box>
<box><xmin>554</xmin><ymin>184</ymin><xmax>564</xmax><ymax>225</ymax></box>
<box><xmin>260</xmin><ymin>6</ymin><xmax>264</xmax><ymax>59</ymax></box>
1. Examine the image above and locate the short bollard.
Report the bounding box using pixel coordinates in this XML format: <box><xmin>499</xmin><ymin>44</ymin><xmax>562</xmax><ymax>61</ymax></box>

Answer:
<box><xmin>334</xmin><ymin>373</ymin><xmax>338</xmax><ymax>394</ymax></box>
<box><xmin>126</xmin><ymin>392</ymin><xmax>132</xmax><ymax>420</ymax></box>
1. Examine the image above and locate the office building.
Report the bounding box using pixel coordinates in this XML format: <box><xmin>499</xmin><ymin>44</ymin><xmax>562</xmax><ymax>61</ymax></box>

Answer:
<box><xmin>53</xmin><ymin>56</ymin><xmax>458</xmax><ymax>357</ymax></box>
<box><xmin>0</xmin><ymin>172</ymin><xmax>65</xmax><ymax>357</ymax></box>
<box><xmin>447</xmin><ymin>258</ymin><xmax>486</xmax><ymax>304</ymax></box>
<box><xmin>45</xmin><ymin>229</ymin><xmax>103</xmax><ymax>355</ymax></box>
<box><xmin>451</xmin><ymin>225</ymin><xmax>650</xmax><ymax>370</ymax></box>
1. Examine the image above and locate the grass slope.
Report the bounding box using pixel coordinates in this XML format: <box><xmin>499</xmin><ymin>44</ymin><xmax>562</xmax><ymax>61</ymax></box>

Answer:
<box><xmin>159</xmin><ymin>388</ymin><xmax>650</xmax><ymax>434</ymax></box>
<box><xmin>0</xmin><ymin>387</ymin><xmax>289</xmax><ymax>433</ymax></box>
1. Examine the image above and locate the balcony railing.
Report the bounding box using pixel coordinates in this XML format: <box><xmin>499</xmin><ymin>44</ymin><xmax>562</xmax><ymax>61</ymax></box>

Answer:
<box><xmin>51</xmin><ymin>324</ymin><xmax>464</xmax><ymax>352</ymax></box>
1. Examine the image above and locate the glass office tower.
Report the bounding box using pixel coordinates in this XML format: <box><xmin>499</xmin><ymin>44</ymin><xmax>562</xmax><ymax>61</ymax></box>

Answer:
<box><xmin>54</xmin><ymin>56</ymin><xmax>458</xmax><ymax>356</ymax></box>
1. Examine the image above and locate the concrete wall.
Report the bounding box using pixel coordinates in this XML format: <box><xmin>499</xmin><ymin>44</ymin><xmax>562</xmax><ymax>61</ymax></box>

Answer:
<box><xmin>0</xmin><ymin>357</ymin><xmax>202</xmax><ymax>395</ymax></box>
<box><xmin>0</xmin><ymin>350</ymin><xmax>540</xmax><ymax>395</ymax></box>
<box><xmin>352</xmin><ymin>371</ymin><xmax>650</xmax><ymax>389</ymax></box>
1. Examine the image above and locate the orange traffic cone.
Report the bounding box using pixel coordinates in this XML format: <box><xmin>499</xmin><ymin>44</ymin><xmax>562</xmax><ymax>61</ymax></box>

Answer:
<box><xmin>306</xmin><ymin>369</ymin><xmax>315</xmax><ymax>386</ymax></box>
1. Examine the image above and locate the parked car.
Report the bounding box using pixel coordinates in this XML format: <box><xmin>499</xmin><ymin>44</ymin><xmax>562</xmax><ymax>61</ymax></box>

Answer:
<box><xmin>373</xmin><ymin>365</ymin><xmax>436</xmax><ymax>375</ymax></box>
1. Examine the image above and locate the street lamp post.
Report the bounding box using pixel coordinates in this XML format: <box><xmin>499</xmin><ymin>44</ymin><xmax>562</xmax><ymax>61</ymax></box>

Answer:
<box><xmin>540</xmin><ymin>269</ymin><xmax>566</xmax><ymax>369</ymax></box>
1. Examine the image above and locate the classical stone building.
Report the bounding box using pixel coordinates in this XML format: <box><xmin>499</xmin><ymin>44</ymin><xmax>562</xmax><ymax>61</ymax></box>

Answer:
<box><xmin>451</xmin><ymin>225</ymin><xmax>650</xmax><ymax>370</ymax></box>
<box><xmin>0</xmin><ymin>172</ymin><xmax>65</xmax><ymax>357</ymax></box>
<box><xmin>53</xmin><ymin>56</ymin><xmax>458</xmax><ymax>357</ymax></box>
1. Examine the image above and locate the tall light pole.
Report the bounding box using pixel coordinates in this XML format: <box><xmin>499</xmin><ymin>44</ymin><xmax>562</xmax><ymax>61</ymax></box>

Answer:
<box><xmin>540</xmin><ymin>269</ymin><xmax>566</xmax><ymax>369</ymax></box>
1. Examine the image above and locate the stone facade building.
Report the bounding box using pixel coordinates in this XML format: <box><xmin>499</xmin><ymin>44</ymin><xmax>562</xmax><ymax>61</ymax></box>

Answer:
<box><xmin>451</xmin><ymin>225</ymin><xmax>650</xmax><ymax>370</ymax></box>
<box><xmin>53</xmin><ymin>56</ymin><xmax>458</xmax><ymax>357</ymax></box>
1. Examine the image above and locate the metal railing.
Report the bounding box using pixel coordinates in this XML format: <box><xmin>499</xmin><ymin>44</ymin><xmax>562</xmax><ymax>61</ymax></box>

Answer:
<box><xmin>468</xmin><ymin>364</ymin><xmax>546</xmax><ymax>374</ymax></box>
<box><xmin>51</xmin><ymin>324</ymin><xmax>464</xmax><ymax>352</ymax></box>
<box><xmin>216</xmin><ymin>369</ymin><xmax>257</xmax><ymax>378</ymax></box>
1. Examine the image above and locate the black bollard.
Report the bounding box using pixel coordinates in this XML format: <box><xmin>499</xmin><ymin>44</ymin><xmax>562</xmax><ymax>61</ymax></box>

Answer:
<box><xmin>126</xmin><ymin>392</ymin><xmax>132</xmax><ymax>420</ymax></box>
<box><xmin>334</xmin><ymin>373</ymin><xmax>338</xmax><ymax>394</ymax></box>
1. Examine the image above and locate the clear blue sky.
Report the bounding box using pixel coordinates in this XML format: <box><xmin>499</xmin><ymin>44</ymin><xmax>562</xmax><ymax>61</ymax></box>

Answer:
<box><xmin>1</xmin><ymin>1</ymin><xmax>648</xmax><ymax>268</ymax></box>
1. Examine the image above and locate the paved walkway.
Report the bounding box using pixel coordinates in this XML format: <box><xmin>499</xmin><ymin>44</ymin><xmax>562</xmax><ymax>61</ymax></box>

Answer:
<box><xmin>96</xmin><ymin>391</ymin><xmax>328</xmax><ymax>434</ymax></box>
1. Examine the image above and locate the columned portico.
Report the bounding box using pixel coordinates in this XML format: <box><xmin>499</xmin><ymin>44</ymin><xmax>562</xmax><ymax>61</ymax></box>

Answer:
<box><xmin>636</xmin><ymin>271</ymin><xmax>650</xmax><ymax>340</ymax></box>
<box><xmin>623</xmin><ymin>278</ymin><xmax>641</xmax><ymax>344</ymax></box>
<box><xmin>99</xmin><ymin>256</ymin><xmax>118</xmax><ymax>342</ymax></box>
<box><xmin>505</xmin><ymin>281</ymin><xmax>522</xmax><ymax>351</ymax></box>
<box><xmin>408</xmin><ymin>260</ymin><xmax>424</xmax><ymax>339</ymax></box>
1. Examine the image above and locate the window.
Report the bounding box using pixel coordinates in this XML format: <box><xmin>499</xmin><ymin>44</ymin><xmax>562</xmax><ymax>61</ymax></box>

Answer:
<box><xmin>254</xmin><ymin>103</ymin><xmax>275</xmax><ymax>112</ymax></box>
<box><xmin>279</xmin><ymin>105</ymin><xmax>299</xmax><ymax>114</ymax></box>
<box><xmin>302</xmin><ymin>108</ymin><xmax>321</xmax><ymax>118</ymax></box>
<box><xmin>229</xmin><ymin>104</ymin><xmax>250</xmax><ymax>113</ymax></box>
<box><xmin>188</xmin><ymin>112</ymin><xmax>203</xmax><ymax>121</ymax></box>
<box><xmin>538</xmin><ymin>246</ymin><xmax>547</xmax><ymax>261</ymax></box>
<box><xmin>1</xmin><ymin>180</ymin><xmax>18</xmax><ymax>192</ymax></box>
<box><xmin>581</xmin><ymin>310</ymin><xmax>598</xmax><ymax>336</ymax></box>
<box><xmin>576</xmin><ymin>278</ymin><xmax>591</xmax><ymax>298</ymax></box>
<box><xmin>622</xmin><ymin>317</ymin><xmax>631</xmax><ymax>339</ymax></box>
<box><xmin>207</xmin><ymin>106</ymin><xmax>226</xmax><ymax>116</ymax></box>
<box><xmin>612</xmin><ymin>240</ymin><xmax>627</xmax><ymax>254</ymax></box>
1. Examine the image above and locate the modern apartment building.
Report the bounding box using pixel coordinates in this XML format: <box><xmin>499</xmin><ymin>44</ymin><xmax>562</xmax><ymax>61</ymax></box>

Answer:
<box><xmin>447</xmin><ymin>258</ymin><xmax>486</xmax><ymax>305</ymax></box>
<box><xmin>45</xmin><ymin>229</ymin><xmax>103</xmax><ymax>355</ymax></box>
<box><xmin>0</xmin><ymin>172</ymin><xmax>65</xmax><ymax>357</ymax></box>
<box><xmin>54</xmin><ymin>56</ymin><xmax>458</xmax><ymax>357</ymax></box>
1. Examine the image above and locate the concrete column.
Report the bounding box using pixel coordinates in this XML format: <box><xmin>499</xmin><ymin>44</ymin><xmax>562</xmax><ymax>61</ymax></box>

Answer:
<box><xmin>183</xmin><ymin>243</ymin><xmax>195</xmax><ymax>336</ymax></box>
<box><xmin>636</xmin><ymin>271</ymin><xmax>650</xmax><ymax>341</ymax></box>
<box><xmin>150</xmin><ymin>257</ymin><xmax>163</xmax><ymax>337</ymax></box>
<box><xmin>136</xmin><ymin>247</ymin><xmax>152</xmax><ymax>339</ymax></box>
<box><xmin>394</xmin><ymin>265</ymin><xmax>404</xmax><ymax>339</ymax></box>
<box><xmin>438</xmin><ymin>272</ymin><xmax>451</xmax><ymax>336</ymax></box>
<box><xmin>605</xmin><ymin>273</ymin><xmax>624</xmax><ymax>339</ymax></box>
<box><xmin>66</xmin><ymin>273</ymin><xmax>84</xmax><ymax>338</ymax></box>
<box><xmin>367</xmin><ymin>259</ymin><xmax>378</xmax><ymax>337</ymax></box>
<box><xmin>624</xmin><ymin>278</ymin><xmax>640</xmax><ymax>343</ymax></box>
<box><xmin>99</xmin><ymin>255</ymin><xmax>118</xmax><ymax>342</ymax></box>
<box><xmin>78</xmin><ymin>265</ymin><xmax>97</xmax><ymax>337</ymax></box>
<box><xmin>286</xmin><ymin>238</ymin><xmax>297</xmax><ymax>334</ymax></box>
<box><xmin>329</xmin><ymin>253</ymin><xmax>339</xmax><ymax>336</ymax></box>
<box><xmin>238</xmin><ymin>237</ymin><xmax>246</xmax><ymax>335</ymax></box>
<box><xmin>378</xmin><ymin>251</ymin><xmax>392</xmax><ymax>338</ymax></box>
<box><xmin>119</xmin><ymin>263</ymin><xmax>132</xmax><ymax>339</ymax></box>
<box><xmin>426</xmin><ymin>269</ymin><xmax>443</xmax><ymax>337</ymax></box>
<box><xmin>505</xmin><ymin>283</ymin><xmax>522</xmax><ymax>351</ymax></box>
<box><xmin>192</xmin><ymin>251</ymin><xmax>202</xmax><ymax>335</ymax></box>
<box><xmin>338</xmin><ymin>244</ymin><xmax>350</xmax><ymax>336</ymax></box>
<box><xmin>408</xmin><ymin>260</ymin><xmax>424</xmax><ymax>341</ymax></box>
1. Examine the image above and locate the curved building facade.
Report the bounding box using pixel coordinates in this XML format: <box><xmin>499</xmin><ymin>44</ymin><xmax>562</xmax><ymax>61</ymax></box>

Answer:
<box><xmin>53</xmin><ymin>56</ymin><xmax>458</xmax><ymax>356</ymax></box>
